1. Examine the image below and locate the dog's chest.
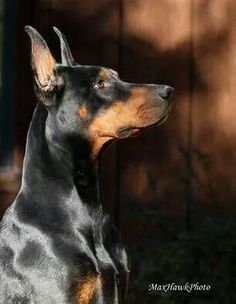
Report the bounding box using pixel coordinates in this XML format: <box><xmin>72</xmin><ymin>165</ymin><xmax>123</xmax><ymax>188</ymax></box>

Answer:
<box><xmin>76</xmin><ymin>247</ymin><xmax>117</xmax><ymax>303</ymax></box>
<box><xmin>72</xmin><ymin>242</ymin><xmax>127</xmax><ymax>303</ymax></box>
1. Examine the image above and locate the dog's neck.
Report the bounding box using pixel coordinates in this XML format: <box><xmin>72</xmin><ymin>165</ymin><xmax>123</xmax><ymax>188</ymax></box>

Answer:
<box><xmin>21</xmin><ymin>104</ymin><xmax>100</xmax><ymax>208</ymax></box>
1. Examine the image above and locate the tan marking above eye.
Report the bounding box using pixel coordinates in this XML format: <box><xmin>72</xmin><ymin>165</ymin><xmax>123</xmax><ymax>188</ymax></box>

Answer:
<box><xmin>98</xmin><ymin>68</ymin><xmax>110</xmax><ymax>80</ymax></box>
<box><xmin>77</xmin><ymin>104</ymin><xmax>87</xmax><ymax>119</ymax></box>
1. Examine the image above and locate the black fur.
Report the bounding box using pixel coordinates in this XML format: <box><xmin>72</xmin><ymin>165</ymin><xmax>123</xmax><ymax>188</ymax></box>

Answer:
<box><xmin>0</xmin><ymin>26</ymin><xmax>174</xmax><ymax>303</ymax></box>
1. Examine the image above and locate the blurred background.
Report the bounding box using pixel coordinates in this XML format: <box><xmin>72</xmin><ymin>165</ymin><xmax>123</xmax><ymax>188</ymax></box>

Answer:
<box><xmin>0</xmin><ymin>0</ymin><xmax>236</xmax><ymax>303</ymax></box>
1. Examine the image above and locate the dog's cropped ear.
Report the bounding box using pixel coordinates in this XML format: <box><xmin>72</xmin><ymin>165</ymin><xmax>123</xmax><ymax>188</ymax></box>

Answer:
<box><xmin>53</xmin><ymin>27</ymin><xmax>75</xmax><ymax>66</ymax></box>
<box><xmin>25</xmin><ymin>26</ymin><xmax>63</xmax><ymax>106</ymax></box>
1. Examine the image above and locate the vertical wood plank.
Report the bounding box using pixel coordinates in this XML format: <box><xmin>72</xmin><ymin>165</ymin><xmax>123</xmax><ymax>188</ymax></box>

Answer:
<box><xmin>191</xmin><ymin>0</ymin><xmax>236</xmax><ymax>212</ymax></box>
<box><xmin>0</xmin><ymin>0</ymin><xmax>17</xmax><ymax>169</ymax></box>
<box><xmin>119</xmin><ymin>0</ymin><xmax>192</xmax><ymax>239</ymax></box>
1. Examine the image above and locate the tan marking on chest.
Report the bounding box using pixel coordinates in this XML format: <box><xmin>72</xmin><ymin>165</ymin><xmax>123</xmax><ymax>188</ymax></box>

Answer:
<box><xmin>76</xmin><ymin>275</ymin><xmax>98</xmax><ymax>304</ymax></box>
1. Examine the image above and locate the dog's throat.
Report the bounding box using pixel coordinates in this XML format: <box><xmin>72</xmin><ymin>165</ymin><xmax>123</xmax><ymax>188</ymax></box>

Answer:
<box><xmin>22</xmin><ymin>105</ymin><xmax>101</xmax><ymax>207</ymax></box>
<box><xmin>73</xmin><ymin>165</ymin><xmax>100</xmax><ymax>204</ymax></box>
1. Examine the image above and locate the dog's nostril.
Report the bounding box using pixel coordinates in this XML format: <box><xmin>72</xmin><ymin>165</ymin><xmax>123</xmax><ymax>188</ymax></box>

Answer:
<box><xmin>159</xmin><ymin>86</ymin><xmax>174</xmax><ymax>100</ymax></box>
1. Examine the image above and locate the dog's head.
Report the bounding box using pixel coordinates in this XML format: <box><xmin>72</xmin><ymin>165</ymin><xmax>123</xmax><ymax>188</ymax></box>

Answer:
<box><xmin>25</xmin><ymin>26</ymin><xmax>174</xmax><ymax>159</ymax></box>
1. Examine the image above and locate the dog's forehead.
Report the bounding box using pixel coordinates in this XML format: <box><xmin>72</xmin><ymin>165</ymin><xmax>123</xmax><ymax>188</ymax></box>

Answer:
<box><xmin>71</xmin><ymin>65</ymin><xmax>117</xmax><ymax>80</ymax></box>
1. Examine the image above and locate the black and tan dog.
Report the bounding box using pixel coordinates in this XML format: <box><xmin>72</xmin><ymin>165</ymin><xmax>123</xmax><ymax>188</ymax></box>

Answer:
<box><xmin>0</xmin><ymin>26</ymin><xmax>174</xmax><ymax>303</ymax></box>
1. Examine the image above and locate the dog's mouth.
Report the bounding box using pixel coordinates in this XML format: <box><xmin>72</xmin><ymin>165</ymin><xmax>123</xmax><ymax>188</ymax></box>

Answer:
<box><xmin>117</xmin><ymin>111</ymin><xmax>170</xmax><ymax>138</ymax></box>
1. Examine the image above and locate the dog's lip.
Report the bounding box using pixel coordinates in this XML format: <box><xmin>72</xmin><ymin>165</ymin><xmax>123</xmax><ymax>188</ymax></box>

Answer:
<box><xmin>154</xmin><ymin>111</ymin><xmax>170</xmax><ymax>126</ymax></box>
<box><xmin>117</xmin><ymin>111</ymin><xmax>170</xmax><ymax>138</ymax></box>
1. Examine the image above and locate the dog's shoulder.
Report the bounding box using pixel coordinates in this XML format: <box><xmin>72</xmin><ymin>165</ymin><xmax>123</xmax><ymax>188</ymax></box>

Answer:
<box><xmin>0</xmin><ymin>195</ymin><xmax>100</xmax><ymax>303</ymax></box>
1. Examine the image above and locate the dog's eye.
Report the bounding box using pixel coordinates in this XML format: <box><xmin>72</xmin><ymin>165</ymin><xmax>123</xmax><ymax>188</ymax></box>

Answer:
<box><xmin>94</xmin><ymin>80</ymin><xmax>108</xmax><ymax>89</ymax></box>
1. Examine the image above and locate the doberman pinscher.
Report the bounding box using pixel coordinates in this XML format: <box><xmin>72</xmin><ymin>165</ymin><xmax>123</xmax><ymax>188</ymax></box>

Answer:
<box><xmin>0</xmin><ymin>26</ymin><xmax>174</xmax><ymax>303</ymax></box>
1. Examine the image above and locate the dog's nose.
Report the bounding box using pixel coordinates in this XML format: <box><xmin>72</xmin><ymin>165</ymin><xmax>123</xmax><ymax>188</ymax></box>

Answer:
<box><xmin>159</xmin><ymin>86</ymin><xmax>174</xmax><ymax>100</ymax></box>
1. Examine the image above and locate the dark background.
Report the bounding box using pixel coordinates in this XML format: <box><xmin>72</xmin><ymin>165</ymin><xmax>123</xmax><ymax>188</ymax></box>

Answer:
<box><xmin>0</xmin><ymin>1</ymin><xmax>236</xmax><ymax>303</ymax></box>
